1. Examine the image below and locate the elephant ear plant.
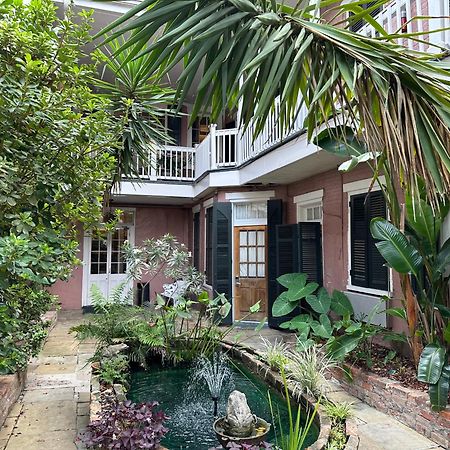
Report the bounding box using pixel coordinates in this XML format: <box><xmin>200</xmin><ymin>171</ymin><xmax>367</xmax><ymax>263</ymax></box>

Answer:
<box><xmin>370</xmin><ymin>190</ymin><xmax>450</xmax><ymax>411</ymax></box>
<box><xmin>271</xmin><ymin>273</ymin><xmax>404</xmax><ymax>364</ymax></box>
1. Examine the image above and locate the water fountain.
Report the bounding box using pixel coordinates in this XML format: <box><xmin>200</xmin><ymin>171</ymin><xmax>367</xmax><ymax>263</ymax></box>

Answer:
<box><xmin>195</xmin><ymin>353</ymin><xmax>233</xmax><ymax>417</ymax></box>
<box><xmin>213</xmin><ymin>390</ymin><xmax>271</xmax><ymax>447</ymax></box>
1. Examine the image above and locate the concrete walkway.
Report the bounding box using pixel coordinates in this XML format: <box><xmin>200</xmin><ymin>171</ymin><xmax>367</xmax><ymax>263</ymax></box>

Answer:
<box><xmin>228</xmin><ymin>326</ymin><xmax>443</xmax><ymax>450</ymax></box>
<box><xmin>0</xmin><ymin>312</ymin><xmax>95</xmax><ymax>450</ymax></box>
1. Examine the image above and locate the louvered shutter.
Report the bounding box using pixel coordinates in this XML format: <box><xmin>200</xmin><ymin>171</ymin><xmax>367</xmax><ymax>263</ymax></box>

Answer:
<box><xmin>367</xmin><ymin>191</ymin><xmax>388</xmax><ymax>290</ymax></box>
<box><xmin>270</xmin><ymin>223</ymin><xmax>299</xmax><ymax>328</ymax></box>
<box><xmin>350</xmin><ymin>191</ymin><xmax>388</xmax><ymax>290</ymax></box>
<box><xmin>212</xmin><ymin>202</ymin><xmax>233</xmax><ymax>325</ymax></box>
<box><xmin>193</xmin><ymin>212</ymin><xmax>200</xmax><ymax>271</ymax></box>
<box><xmin>267</xmin><ymin>200</ymin><xmax>283</xmax><ymax>328</ymax></box>
<box><xmin>350</xmin><ymin>194</ymin><xmax>368</xmax><ymax>287</ymax></box>
<box><xmin>298</xmin><ymin>222</ymin><xmax>323</xmax><ymax>285</ymax></box>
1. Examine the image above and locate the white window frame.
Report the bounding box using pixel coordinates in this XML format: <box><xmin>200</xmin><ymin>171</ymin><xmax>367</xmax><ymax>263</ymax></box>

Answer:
<box><xmin>294</xmin><ymin>189</ymin><xmax>324</xmax><ymax>223</ymax></box>
<box><xmin>343</xmin><ymin>177</ymin><xmax>392</xmax><ymax>297</ymax></box>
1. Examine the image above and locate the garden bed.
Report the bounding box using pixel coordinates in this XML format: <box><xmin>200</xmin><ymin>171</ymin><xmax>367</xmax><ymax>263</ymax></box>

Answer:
<box><xmin>333</xmin><ymin>365</ymin><xmax>450</xmax><ymax>448</ymax></box>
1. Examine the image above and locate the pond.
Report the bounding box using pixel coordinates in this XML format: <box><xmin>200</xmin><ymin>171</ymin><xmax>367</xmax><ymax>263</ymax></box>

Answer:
<box><xmin>128</xmin><ymin>356</ymin><xmax>319</xmax><ymax>449</ymax></box>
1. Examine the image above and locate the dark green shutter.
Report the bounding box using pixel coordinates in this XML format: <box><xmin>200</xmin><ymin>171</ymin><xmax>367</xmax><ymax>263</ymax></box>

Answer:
<box><xmin>367</xmin><ymin>191</ymin><xmax>388</xmax><ymax>290</ymax></box>
<box><xmin>212</xmin><ymin>202</ymin><xmax>233</xmax><ymax>325</ymax></box>
<box><xmin>298</xmin><ymin>222</ymin><xmax>323</xmax><ymax>285</ymax></box>
<box><xmin>270</xmin><ymin>223</ymin><xmax>299</xmax><ymax>328</ymax></box>
<box><xmin>267</xmin><ymin>200</ymin><xmax>283</xmax><ymax>328</ymax></box>
<box><xmin>193</xmin><ymin>212</ymin><xmax>200</xmax><ymax>270</ymax></box>
<box><xmin>350</xmin><ymin>191</ymin><xmax>388</xmax><ymax>290</ymax></box>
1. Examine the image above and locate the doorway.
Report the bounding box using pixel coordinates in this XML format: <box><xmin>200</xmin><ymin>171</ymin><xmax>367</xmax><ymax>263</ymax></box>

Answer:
<box><xmin>82</xmin><ymin>210</ymin><xmax>135</xmax><ymax>307</ymax></box>
<box><xmin>233</xmin><ymin>226</ymin><xmax>267</xmax><ymax>320</ymax></box>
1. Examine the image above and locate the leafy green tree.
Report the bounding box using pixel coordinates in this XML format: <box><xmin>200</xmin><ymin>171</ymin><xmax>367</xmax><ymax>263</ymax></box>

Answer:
<box><xmin>0</xmin><ymin>0</ymin><xmax>118</xmax><ymax>372</ymax></box>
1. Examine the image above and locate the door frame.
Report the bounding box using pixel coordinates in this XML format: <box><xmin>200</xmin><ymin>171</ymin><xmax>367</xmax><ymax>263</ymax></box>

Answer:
<box><xmin>226</xmin><ymin>195</ymin><xmax>275</xmax><ymax>323</ymax></box>
<box><xmin>233</xmin><ymin>225</ymin><xmax>268</xmax><ymax>321</ymax></box>
<box><xmin>82</xmin><ymin>209</ymin><xmax>136</xmax><ymax>307</ymax></box>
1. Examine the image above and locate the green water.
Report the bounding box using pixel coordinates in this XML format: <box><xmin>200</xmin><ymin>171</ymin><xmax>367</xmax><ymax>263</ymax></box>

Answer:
<box><xmin>128</xmin><ymin>359</ymin><xmax>319</xmax><ymax>450</ymax></box>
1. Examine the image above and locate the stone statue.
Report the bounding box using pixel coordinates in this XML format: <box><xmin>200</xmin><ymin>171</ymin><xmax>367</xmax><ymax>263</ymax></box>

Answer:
<box><xmin>224</xmin><ymin>390</ymin><xmax>256</xmax><ymax>437</ymax></box>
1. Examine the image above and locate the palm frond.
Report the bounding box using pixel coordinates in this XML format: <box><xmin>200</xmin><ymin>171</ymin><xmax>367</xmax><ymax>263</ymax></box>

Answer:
<box><xmin>101</xmin><ymin>0</ymin><xmax>450</xmax><ymax>208</ymax></box>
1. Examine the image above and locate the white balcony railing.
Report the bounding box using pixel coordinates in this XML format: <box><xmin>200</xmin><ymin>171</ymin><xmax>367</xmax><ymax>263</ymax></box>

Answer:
<box><xmin>136</xmin><ymin>145</ymin><xmax>195</xmax><ymax>181</ymax></box>
<box><xmin>357</xmin><ymin>0</ymin><xmax>450</xmax><ymax>52</ymax></box>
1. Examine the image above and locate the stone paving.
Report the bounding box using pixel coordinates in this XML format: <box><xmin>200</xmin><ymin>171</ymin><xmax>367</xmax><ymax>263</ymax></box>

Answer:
<box><xmin>0</xmin><ymin>311</ymin><xmax>95</xmax><ymax>450</ymax></box>
<box><xmin>227</xmin><ymin>326</ymin><xmax>444</xmax><ymax>450</ymax></box>
<box><xmin>0</xmin><ymin>314</ymin><xmax>444</xmax><ymax>450</ymax></box>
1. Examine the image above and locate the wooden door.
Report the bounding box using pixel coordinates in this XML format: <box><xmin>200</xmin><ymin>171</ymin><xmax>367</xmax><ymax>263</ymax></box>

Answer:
<box><xmin>234</xmin><ymin>226</ymin><xmax>267</xmax><ymax>320</ymax></box>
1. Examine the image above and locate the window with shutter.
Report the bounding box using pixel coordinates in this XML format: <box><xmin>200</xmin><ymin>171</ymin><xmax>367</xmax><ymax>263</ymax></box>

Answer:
<box><xmin>350</xmin><ymin>191</ymin><xmax>388</xmax><ymax>291</ymax></box>
<box><xmin>298</xmin><ymin>222</ymin><xmax>323</xmax><ymax>286</ymax></box>
<box><xmin>205</xmin><ymin>208</ymin><xmax>213</xmax><ymax>285</ymax></box>
<box><xmin>193</xmin><ymin>212</ymin><xmax>200</xmax><ymax>271</ymax></box>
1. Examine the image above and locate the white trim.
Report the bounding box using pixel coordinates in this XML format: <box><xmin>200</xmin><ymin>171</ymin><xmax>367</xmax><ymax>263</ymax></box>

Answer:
<box><xmin>192</xmin><ymin>204</ymin><xmax>201</xmax><ymax>213</ymax></box>
<box><xmin>203</xmin><ymin>198</ymin><xmax>214</xmax><ymax>208</ymax></box>
<box><xmin>346</xmin><ymin>284</ymin><xmax>390</xmax><ymax>298</ymax></box>
<box><xmin>293</xmin><ymin>189</ymin><xmax>324</xmax><ymax>205</ymax></box>
<box><xmin>343</xmin><ymin>176</ymin><xmax>385</xmax><ymax>193</ymax></box>
<box><xmin>225</xmin><ymin>190</ymin><xmax>275</xmax><ymax>202</ymax></box>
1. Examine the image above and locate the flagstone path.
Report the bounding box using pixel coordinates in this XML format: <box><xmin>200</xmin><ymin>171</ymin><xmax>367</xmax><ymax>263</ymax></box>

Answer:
<box><xmin>0</xmin><ymin>311</ymin><xmax>95</xmax><ymax>450</ymax></box>
<box><xmin>0</xmin><ymin>313</ymin><xmax>444</xmax><ymax>450</ymax></box>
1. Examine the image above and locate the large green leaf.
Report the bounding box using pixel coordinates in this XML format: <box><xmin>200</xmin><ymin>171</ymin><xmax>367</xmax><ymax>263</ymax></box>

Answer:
<box><xmin>326</xmin><ymin>329</ymin><xmax>364</xmax><ymax>361</ymax></box>
<box><xmin>287</xmin><ymin>281</ymin><xmax>319</xmax><ymax>302</ymax></box>
<box><xmin>272</xmin><ymin>292</ymin><xmax>297</xmax><ymax>317</ymax></box>
<box><xmin>417</xmin><ymin>344</ymin><xmax>446</xmax><ymax>384</ymax></box>
<box><xmin>277</xmin><ymin>273</ymin><xmax>307</xmax><ymax>289</ymax></box>
<box><xmin>280</xmin><ymin>314</ymin><xmax>312</xmax><ymax>330</ymax></box>
<box><xmin>434</xmin><ymin>237</ymin><xmax>450</xmax><ymax>277</ymax></box>
<box><xmin>370</xmin><ymin>218</ymin><xmax>423</xmax><ymax>277</ymax></box>
<box><xmin>305</xmin><ymin>287</ymin><xmax>331</xmax><ymax>314</ymax></box>
<box><xmin>429</xmin><ymin>365</ymin><xmax>450</xmax><ymax>411</ymax></box>
<box><xmin>330</xmin><ymin>290</ymin><xmax>354</xmax><ymax>316</ymax></box>
<box><xmin>310</xmin><ymin>314</ymin><xmax>333</xmax><ymax>339</ymax></box>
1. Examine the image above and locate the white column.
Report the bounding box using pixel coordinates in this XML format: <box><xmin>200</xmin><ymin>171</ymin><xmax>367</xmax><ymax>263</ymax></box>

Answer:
<box><xmin>209</xmin><ymin>124</ymin><xmax>217</xmax><ymax>170</ymax></box>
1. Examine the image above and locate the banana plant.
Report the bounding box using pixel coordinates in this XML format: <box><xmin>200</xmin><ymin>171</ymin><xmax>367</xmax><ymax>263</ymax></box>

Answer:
<box><xmin>370</xmin><ymin>191</ymin><xmax>450</xmax><ymax>410</ymax></box>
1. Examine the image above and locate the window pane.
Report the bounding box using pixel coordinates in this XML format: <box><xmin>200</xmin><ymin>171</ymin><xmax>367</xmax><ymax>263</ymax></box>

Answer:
<box><xmin>240</xmin><ymin>264</ymin><xmax>248</xmax><ymax>277</ymax></box>
<box><xmin>257</xmin><ymin>264</ymin><xmax>265</xmax><ymax>277</ymax></box>
<box><xmin>248</xmin><ymin>264</ymin><xmax>256</xmax><ymax>277</ymax></box>
<box><xmin>240</xmin><ymin>231</ymin><xmax>247</xmax><ymax>245</ymax></box>
<box><xmin>257</xmin><ymin>247</ymin><xmax>265</xmax><ymax>262</ymax></box>
<box><xmin>240</xmin><ymin>247</ymin><xmax>247</xmax><ymax>262</ymax></box>
<box><xmin>248</xmin><ymin>231</ymin><xmax>256</xmax><ymax>245</ymax></box>
<box><xmin>110</xmin><ymin>263</ymin><xmax>118</xmax><ymax>274</ymax></box>
<box><xmin>248</xmin><ymin>247</ymin><xmax>256</xmax><ymax>262</ymax></box>
<box><xmin>257</xmin><ymin>231</ymin><xmax>264</xmax><ymax>245</ymax></box>
<box><xmin>90</xmin><ymin>263</ymin><xmax>99</xmax><ymax>275</ymax></box>
<box><xmin>99</xmin><ymin>263</ymin><xmax>107</xmax><ymax>274</ymax></box>
<box><xmin>307</xmin><ymin>208</ymin><xmax>313</xmax><ymax>220</ymax></box>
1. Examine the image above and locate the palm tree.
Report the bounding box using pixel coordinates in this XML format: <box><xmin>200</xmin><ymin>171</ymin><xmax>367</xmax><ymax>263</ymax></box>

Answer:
<box><xmin>93</xmin><ymin>37</ymin><xmax>176</xmax><ymax>182</ymax></box>
<box><xmin>100</xmin><ymin>0</ymin><xmax>450</xmax><ymax>362</ymax></box>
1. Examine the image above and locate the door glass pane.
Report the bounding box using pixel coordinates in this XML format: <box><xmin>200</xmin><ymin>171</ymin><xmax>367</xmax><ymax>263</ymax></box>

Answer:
<box><xmin>257</xmin><ymin>247</ymin><xmax>265</xmax><ymax>262</ymax></box>
<box><xmin>248</xmin><ymin>247</ymin><xmax>256</xmax><ymax>262</ymax></box>
<box><xmin>240</xmin><ymin>264</ymin><xmax>248</xmax><ymax>277</ymax></box>
<box><xmin>248</xmin><ymin>264</ymin><xmax>256</xmax><ymax>277</ymax></box>
<box><xmin>240</xmin><ymin>231</ymin><xmax>247</xmax><ymax>245</ymax></box>
<box><xmin>257</xmin><ymin>231</ymin><xmax>264</xmax><ymax>245</ymax></box>
<box><xmin>99</xmin><ymin>263</ymin><xmax>107</xmax><ymax>274</ymax></box>
<box><xmin>248</xmin><ymin>231</ymin><xmax>256</xmax><ymax>245</ymax></box>
<box><xmin>240</xmin><ymin>247</ymin><xmax>247</xmax><ymax>262</ymax></box>
<box><xmin>257</xmin><ymin>264</ymin><xmax>265</xmax><ymax>277</ymax></box>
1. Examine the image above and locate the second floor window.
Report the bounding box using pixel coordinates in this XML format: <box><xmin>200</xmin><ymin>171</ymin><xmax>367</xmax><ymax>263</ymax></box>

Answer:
<box><xmin>349</xmin><ymin>2</ymin><xmax>382</xmax><ymax>33</ymax></box>
<box><xmin>192</xmin><ymin>117</ymin><xmax>209</xmax><ymax>146</ymax></box>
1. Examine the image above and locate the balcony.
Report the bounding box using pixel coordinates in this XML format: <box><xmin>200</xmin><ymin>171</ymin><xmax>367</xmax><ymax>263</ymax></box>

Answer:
<box><xmin>132</xmin><ymin>100</ymin><xmax>308</xmax><ymax>184</ymax></box>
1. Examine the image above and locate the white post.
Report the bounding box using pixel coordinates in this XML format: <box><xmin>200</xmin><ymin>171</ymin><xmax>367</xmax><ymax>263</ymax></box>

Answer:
<box><xmin>209</xmin><ymin>124</ymin><xmax>217</xmax><ymax>170</ymax></box>
<box><xmin>428</xmin><ymin>0</ymin><xmax>445</xmax><ymax>49</ymax></box>
<box><xmin>149</xmin><ymin>146</ymin><xmax>157</xmax><ymax>181</ymax></box>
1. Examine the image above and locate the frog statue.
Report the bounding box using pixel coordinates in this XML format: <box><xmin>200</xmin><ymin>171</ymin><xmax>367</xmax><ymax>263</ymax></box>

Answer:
<box><xmin>224</xmin><ymin>390</ymin><xmax>257</xmax><ymax>437</ymax></box>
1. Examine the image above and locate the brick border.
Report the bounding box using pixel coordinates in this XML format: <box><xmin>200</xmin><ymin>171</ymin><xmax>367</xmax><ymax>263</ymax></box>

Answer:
<box><xmin>332</xmin><ymin>365</ymin><xmax>450</xmax><ymax>448</ymax></box>
<box><xmin>0</xmin><ymin>370</ymin><xmax>27</xmax><ymax>428</ymax></box>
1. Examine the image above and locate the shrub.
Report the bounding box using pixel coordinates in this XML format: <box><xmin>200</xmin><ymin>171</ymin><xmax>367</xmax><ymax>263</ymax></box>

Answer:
<box><xmin>82</xmin><ymin>400</ymin><xmax>168</xmax><ymax>450</ymax></box>
<box><xmin>98</xmin><ymin>354</ymin><xmax>129</xmax><ymax>387</ymax></box>
<box><xmin>286</xmin><ymin>345</ymin><xmax>336</xmax><ymax>398</ymax></box>
<box><xmin>260</xmin><ymin>337</ymin><xmax>290</xmax><ymax>372</ymax></box>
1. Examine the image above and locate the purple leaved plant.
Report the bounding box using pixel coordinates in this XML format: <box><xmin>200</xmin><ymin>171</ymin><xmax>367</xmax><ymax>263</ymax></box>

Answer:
<box><xmin>209</xmin><ymin>443</ymin><xmax>273</xmax><ymax>450</ymax></box>
<box><xmin>82</xmin><ymin>400</ymin><xmax>168</xmax><ymax>449</ymax></box>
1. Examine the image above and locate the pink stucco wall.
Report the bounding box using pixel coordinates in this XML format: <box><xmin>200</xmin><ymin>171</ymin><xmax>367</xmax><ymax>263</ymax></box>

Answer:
<box><xmin>48</xmin><ymin>226</ymin><xmax>84</xmax><ymax>310</ymax></box>
<box><xmin>52</xmin><ymin>205</ymin><xmax>192</xmax><ymax>309</ymax></box>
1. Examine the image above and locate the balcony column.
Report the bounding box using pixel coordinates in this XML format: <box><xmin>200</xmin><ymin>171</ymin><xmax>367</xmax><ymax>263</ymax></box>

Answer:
<box><xmin>209</xmin><ymin>123</ymin><xmax>217</xmax><ymax>170</ymax></box>
<box><xmin>149</xmin><ymin>146</ymin><xmax>158</xmax><ymax>181</ymax></box>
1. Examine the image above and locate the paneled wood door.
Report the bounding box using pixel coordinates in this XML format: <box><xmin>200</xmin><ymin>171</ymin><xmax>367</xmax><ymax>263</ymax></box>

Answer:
<box><xmin>234</xmin><ymin>226</ymin><xmax>267</xmax><ymax>320</ymax></box>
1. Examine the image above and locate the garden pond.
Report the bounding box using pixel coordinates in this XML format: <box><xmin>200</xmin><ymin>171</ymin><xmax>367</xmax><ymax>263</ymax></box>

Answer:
<box><xmin>128</xmin><ymin>357</ymin><xmax>319</xmax><ymax>449</ymax></box>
